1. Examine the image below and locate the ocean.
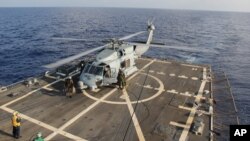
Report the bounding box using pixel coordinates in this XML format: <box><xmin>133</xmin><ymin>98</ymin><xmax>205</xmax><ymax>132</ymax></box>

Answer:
<box><xmin>0</xmin><ymin>7</ymin><xmax>249</xmax><ymax>124</ymax></box>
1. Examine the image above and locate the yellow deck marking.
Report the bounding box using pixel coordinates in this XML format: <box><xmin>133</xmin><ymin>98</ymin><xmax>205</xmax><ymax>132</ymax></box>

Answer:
<box><xmin>179</xmin><ymin>68</ymin><xmax>207</xmax><ymax>141</ymax></box>
<box><xmin>123</xmin><ymin>89</ymin><xmax>145</xmax><ymax>141</ymax></box>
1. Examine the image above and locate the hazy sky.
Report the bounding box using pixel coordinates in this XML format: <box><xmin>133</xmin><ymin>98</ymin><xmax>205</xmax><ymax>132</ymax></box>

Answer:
<box><xmin>1</xmin><ymin>0</ymin><xmax>250</xmax><ymax>12</ymax></box>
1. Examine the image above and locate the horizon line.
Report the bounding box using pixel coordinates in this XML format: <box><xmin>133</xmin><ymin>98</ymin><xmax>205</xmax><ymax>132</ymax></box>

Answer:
<box><xmin>0</xmin><ymin>6</ymin><xmax>249</xmax><ymax>13</ymax></box>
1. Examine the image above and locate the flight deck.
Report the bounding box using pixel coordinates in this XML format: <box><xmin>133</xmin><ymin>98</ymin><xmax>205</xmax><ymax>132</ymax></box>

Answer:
<box><xmin>0</xmin><ymin>57</ymin><xmax>214</xmax><ymax>141</ymax></box>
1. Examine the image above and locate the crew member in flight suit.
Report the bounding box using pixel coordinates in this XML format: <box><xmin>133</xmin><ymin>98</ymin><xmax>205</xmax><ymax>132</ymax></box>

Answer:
<box><xmin>117</xmin><ymin>69</ymin><xmax>126</xmax><ymax>89</ymax></box>
<box><xmin>64</xmin><ymin>77</ymin><xmax>75</xmax><ymax>98</ymax></box>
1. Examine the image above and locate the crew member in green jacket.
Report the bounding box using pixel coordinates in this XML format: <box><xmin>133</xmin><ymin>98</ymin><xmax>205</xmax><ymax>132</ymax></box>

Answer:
<box><xmin>117</xmin><ymin>69</ymin><xmax>126</xmax><ymax>89</ymax></box>
<box><xmin>33</xmin><ymin>132</ymin><xmax>44</xmax><ymax>141</ymax></box>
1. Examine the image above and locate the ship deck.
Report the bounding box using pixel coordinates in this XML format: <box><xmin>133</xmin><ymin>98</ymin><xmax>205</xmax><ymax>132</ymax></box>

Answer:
<box><xmin>0</xmin><ymin>58</ymin><xmax>213</xmax><ymax>141</ymax></box>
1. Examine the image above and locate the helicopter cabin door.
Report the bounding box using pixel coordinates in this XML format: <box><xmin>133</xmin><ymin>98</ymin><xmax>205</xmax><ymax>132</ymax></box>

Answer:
<box><xmin>103</xmin><ymin>67</ymin><xmax>117</xmax><ymax>85</ymax></box>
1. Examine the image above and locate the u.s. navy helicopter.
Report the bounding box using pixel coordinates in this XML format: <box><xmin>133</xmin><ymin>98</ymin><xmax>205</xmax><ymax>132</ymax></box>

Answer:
<box><xmin>77</xmin><ymin>23</ymin><xmax>155</xmax><ymax>90</ymax></box>
<box><xmin>45</xmin><ymin>21</ymin><xmax>213</xmax><ymax>90</ymax></box>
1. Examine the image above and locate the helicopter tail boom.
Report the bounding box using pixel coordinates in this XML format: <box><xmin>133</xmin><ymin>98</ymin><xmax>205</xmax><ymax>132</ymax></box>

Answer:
<box><xmin>134</xmin><ymin>23</ymin><xmax>155</xmax><ymax>56</ymax></box>
<box><xmin>146</xmin><ymin>23</ymin><xmax>155</xmax><ymax>45</ymax></box>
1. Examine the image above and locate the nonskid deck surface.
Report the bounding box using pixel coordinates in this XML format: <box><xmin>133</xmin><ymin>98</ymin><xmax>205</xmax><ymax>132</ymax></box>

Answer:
<box><xmin>0</xmin><ymin>58</ymin><xmax>212</xmax><ymax>141</ymax></box>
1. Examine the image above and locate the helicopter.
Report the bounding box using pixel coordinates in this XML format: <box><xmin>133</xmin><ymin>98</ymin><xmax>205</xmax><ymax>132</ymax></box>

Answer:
<box><xmin>45</xmin><ymin>21</ymin><xmax>213</xmax><ymax>90</ymax></box>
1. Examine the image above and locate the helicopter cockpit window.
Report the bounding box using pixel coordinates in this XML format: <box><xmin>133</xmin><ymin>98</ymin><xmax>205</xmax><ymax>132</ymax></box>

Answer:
<box><xmin>87</xmin><ymin>65</ymin><xmax>104</xmax><ymax>76</ymax></box>
<box><xmin>93</xmin><ymin>66</ymin><xmax>103</xmax><ymax>76</ymax></box>
<box><xmin>83</xmin><ymin>64</ymin><xmax>91</xmax><ymax>73</ymax></box>
<box><xmin>83</xmin><ymin>64</ymin><xmax>103</xmax><ymax>76</ymax></box>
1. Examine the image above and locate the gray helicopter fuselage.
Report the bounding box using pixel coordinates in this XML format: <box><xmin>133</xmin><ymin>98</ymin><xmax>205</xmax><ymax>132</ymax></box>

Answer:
<box><xmin>78</xmin><ymin>44</ymin><xmax>138</xmax><ymax>90</ymax></box>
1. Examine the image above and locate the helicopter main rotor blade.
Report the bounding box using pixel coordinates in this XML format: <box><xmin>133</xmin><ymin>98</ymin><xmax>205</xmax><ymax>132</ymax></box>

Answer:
<box><xmin>51</xmin><ymin>37</ymin><xmax>90</xmax><ymax>42</ymax></box>
<box><xmin>119</xmin><ymin>31</ymin><xmax>146</xmax><ymax>40</ymax></box>
<box><xmin>44</xmin><ymin>45</ymin><xmax>107</xmax><ymax>69</ymax></box>
<box><xmin>127</xmin><ymin>42</ymin><xmax>216</xmax><ymax>53</ymax></box>
<box><xmin>44</xmin><ymin>31</ymin><xmax>147</xmax><ymax>69</ymax></box>
<box><xmin>52</xmin><ymin>31</ymin><xmax>146</xmax><ymax>42</ymax></box>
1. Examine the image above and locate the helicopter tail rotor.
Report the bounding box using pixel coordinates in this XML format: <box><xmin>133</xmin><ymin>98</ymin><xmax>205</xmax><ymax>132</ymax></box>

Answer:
<box><xmin>147</xmin><ymin>18</ymin><xmax>155</xmax><ymax>31</ymax></box>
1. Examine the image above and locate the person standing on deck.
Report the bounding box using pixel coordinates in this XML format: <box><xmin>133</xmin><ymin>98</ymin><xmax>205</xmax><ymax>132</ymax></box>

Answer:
<box><xmin>12</xmin><ymin>111</ymin><xmax>21</xmax><ymax>139</ymax></box>
<box><xmin>117</xmin><ymin>69</ymin><xmax>126</xmax><ymax>89</ymax></box>
<box><xmin>64</xmin><ymin>77</ymin><xmax>75</xmax><ymax>98</ymax></box>
<box><xmin>33</xmin><ymin>132</ymin><xmax>44</xmax><ymax>141</ymax></box>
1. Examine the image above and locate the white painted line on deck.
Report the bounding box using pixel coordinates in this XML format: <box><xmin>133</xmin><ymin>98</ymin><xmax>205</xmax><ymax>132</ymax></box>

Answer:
<box><xmin>157</xmin><ymin>72</ymin><xmax>166</xmax><ymax>75</ymax></box>
<box><xmin>0</xmin><ymin>72</ymin><xmax>79</xmax><ymax>108</ymax></box>
<box><xmin>42</xmin><ymin>87</ymin><xmax>60</xmax><ymax>92</ymax></box>
<box><xmin>169</xmin><ymin>73</ymin><xmax>176</xmax><ymax>77</ymax></box>
<box><xmin>120</xmin><ymin>94</ymin><xmax>127</xmax><ymax>100</ymax></box>
<box><xmin>154</xmin><ymin>59</ymin><xmax>171</xmax><ymax>64</ymax></box>
<box><xmin>178</xmin><ymin>75</ymin><xmax>188</xmax><ymax>79</ymax></box>
<box><xmin>192</xmin><ymin>68</ymin><xmax>198</xmax><ymax>71</ymax></box>
<box><xmin>191</xmin><ymin>77</ymin><xmax>199</xmax><ymax>80</ymax></box>
<box><xmin>123</xmin><ymin>89</ymin><xmax>145</xmax><ymax>141</ymax></box>
<box><xmin>0</xmin><ymin>79</ymin><xmax>61</xmax><ymax>108</ymax></box>
<box><xmin>203</xmin><ymin>68</ymin><xmax>207</xmax><ymax>80</ymax></box>
<box><xmin>167</xmin><ymin>89</ymin><xmax>178</xmax><ymax>94</ymax></box>
<box><xmin>178</xmin><ymin>105</ymin><xmax>192</xmax><ymax>111</ymax></box>
<box><xmin>138</xmin><ymin>58</ymin><xmax>171</xmax><ymax>64</ymax></box>
<box><xmin>149</xmin><ymin>70</ymin><xmax>154</xmax><ymax>73</ymax></box>
<box><xmin>83</xmin><ymin>72</ymin><xmax>164</xmax><ymax>105</ymax></box>
<box><xmin>1</xmin><ymin>106</ymin><xmax>85</xmax><ymax>141</ymax></box>
<box><xmin>170</xmin><ymin>121</ymin><xmax>189</xmax><ymax>128</ymax></box>
<box><xmin>128</xmin><ymin>60</ymin><xmax>155</xmax><ymax>81</ymax></box>
<box><xmin>179</xmin><ymin>105</ymin><xmax>211</xmax><ymax>116</ymax></box>
<box><xmin>45</xmin><ymin>75</ymin><xmax>59</xmax><ymax>80</ymax></box>
<box><xmin>181</xmin><ymin>63</ymin><xmax>203</xmax><ymax>68</ymax></box>
<box><xmin>144</xmin><ymin>85</ymin><xmax>153</xmax><ymax>89</ymax></box>
<box><xmin>45</xmin><ymin>88</ymin><xmax>117</xmax><ymax>140</ymax></box>
<box><xmin>179</xmin><ymin>91</ymin><xmax>193</xmax><ymax>97</ymax></box>
<box><xmin>179</xmin><ymin>68</ymin><xmax>207</xmax><ymax>141</ymax></box>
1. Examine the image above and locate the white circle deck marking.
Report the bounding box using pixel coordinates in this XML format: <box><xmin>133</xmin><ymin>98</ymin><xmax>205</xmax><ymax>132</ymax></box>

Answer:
<box><xmin>82</xmin><ymin>73</ymin><xmax>164</xmax><ymax>105</ymax></box>
<box><xmin>169</xmin><ymin>73</ymin><xmax>175</xmax><ymax>77</ymax></box>
<box><xmin>191</xmin><ymin>77</ymin><xmax>198</xmax><ymax>80</ymax></box>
